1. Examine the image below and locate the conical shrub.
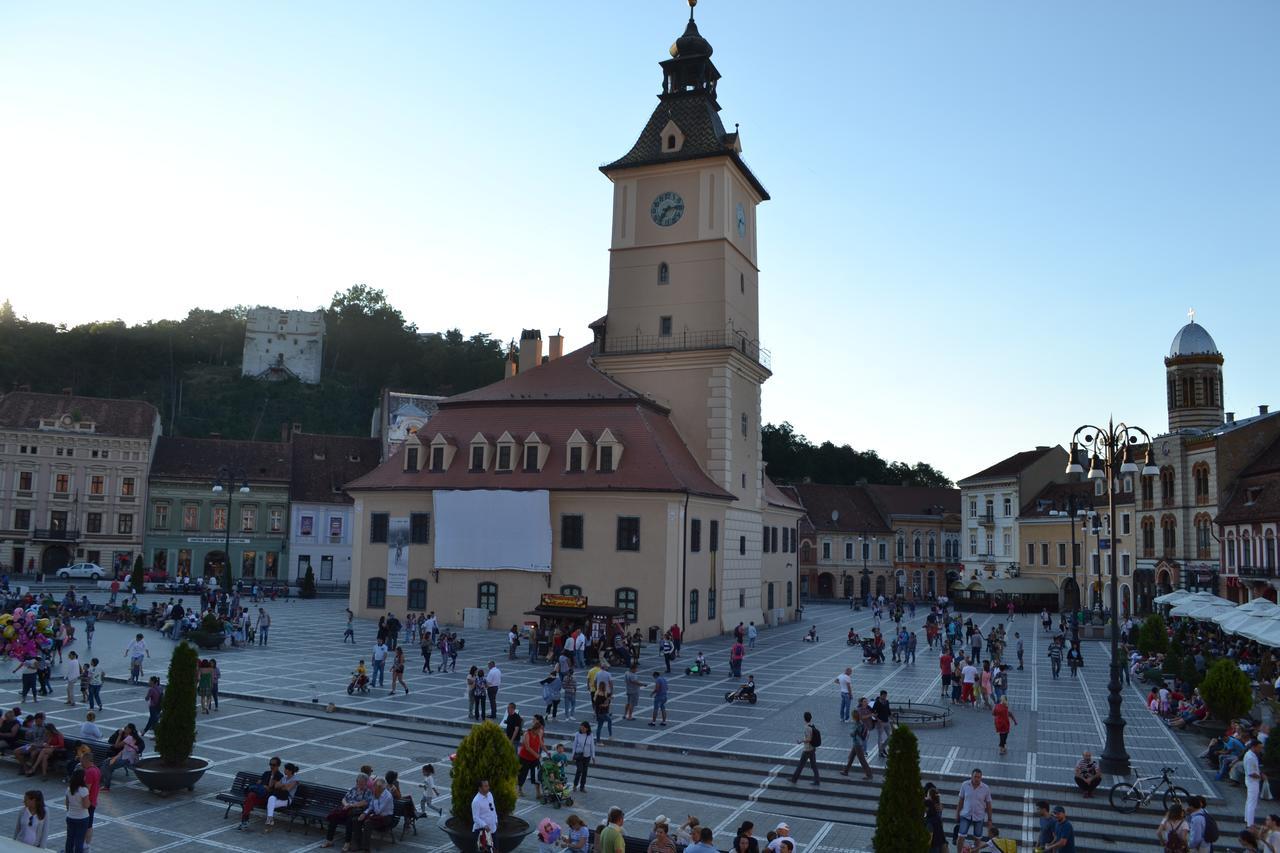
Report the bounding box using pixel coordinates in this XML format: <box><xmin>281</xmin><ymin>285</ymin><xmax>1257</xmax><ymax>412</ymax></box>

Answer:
<box><xmin>449</xmin><ymin>720</ymin><xmax>519</xmax><ymax>824</ymax></box>
<box><xmin>872</xmin><ymin>724</ymin><xmax>929</xmax><ymax>853</ymax></box>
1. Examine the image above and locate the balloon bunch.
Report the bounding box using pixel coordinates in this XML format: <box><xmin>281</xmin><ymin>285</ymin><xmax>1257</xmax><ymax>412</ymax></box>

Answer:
<box><xmin>0</xmin><ymin>608</ymin><xmax>54</xmax><ymax>661</ymax></box>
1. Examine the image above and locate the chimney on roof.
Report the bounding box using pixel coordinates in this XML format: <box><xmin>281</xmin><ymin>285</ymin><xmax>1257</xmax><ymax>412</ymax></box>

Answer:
<box><xmin>280</xmin><ymin>421</ymin><xmax>290</xmax><ymax>442</ymax></box>
<box><xmin>519</xmin><ymin>329</ymin><xmax>543</xmax><ymax>375</ymax></box>
<box><xmin>1036</xmin><ymin>445</ymin><xmax>1049</xmax><ymax>451</ymax></box>
<box><xmin>548</xmin><ymin>331</ymin><xmax>564</xmax><ymax>361</ymax></box>
<box><xmin>1226</xmin><ymin>412</ymin><xmax>1235</xmax><ymax>424</ymax></box>
<box><xmin>62</xmin><ymin>387</ymin><xmax>72</xmax><ymax>396</ymax></box>
<box><xmin>292</xmin><ymin>422</ymin><xmax>302</xmax><ymax>435</ymax></box>
<box><xmin>1261</xmin><ymin>405</ymin><xmax>1270</xmax><ymax>416</ymax></box>
<box><xmin>504</xmin><ymin>346</ymin><xmax>518</xmax><ymax>379</ymax></box>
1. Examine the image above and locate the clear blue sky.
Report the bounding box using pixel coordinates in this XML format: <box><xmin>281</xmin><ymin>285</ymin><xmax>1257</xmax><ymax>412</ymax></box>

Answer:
<box><xmin>2</xmin><ymin>1</ymin><xmax>1277</xmax><ymax>481</ymax></box>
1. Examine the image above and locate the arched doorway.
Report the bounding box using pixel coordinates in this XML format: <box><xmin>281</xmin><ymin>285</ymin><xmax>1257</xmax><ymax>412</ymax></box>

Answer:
<box><xmin>842</xmin><ymin>575</ymin><xmax>854</xmax><ymax>600</ymax></box>
<box><xmin>817</xmin><ymin>572</ymin><xmax>834</xmax><ymax>598</ymax></box>
<box><xmin>1121</xmin><ymin>583</ymin><xmax>1132</xmax><ymax>618</ymax></box>
<box><xmin>860</xmin><ymin>573</ymin><xmax>871</xmax><ymax>599</ymax></box>
<box><xmin>1157</xmin><ymin>569</ymin><xmax>1172</xmax><ymax>596</ymax></box>
<box><xmin>894</xmin><ymin>570</ymin><xmax>906</xmax><ymax>597</ymax></box>
<box><xmin>203</xmin><ymin>550</ymin><xmax>227</xmax><ymax>582</ymax></box>
<box><xmin>41</xmin><ymin>546</ymin><xmax>71</xmax><ymax>572</ymax></box>
<box><xmin>1061</xmin><ymin>577</ymin><xmax>1080</xmax><ymax>613</ymax></box>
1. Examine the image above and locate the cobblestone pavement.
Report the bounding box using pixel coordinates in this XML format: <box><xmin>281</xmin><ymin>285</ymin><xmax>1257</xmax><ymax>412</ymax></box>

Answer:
<box><xmin>1</xmin><ymin>590</ymin><xmax>1248</xmax><ymax>851</ymax></box>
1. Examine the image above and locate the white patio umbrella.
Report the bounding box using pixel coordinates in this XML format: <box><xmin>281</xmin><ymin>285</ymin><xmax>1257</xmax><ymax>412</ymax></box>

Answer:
<box><xmin>1238</xmin><ymin>614</ymin><xmax>1280</xmax><ymax>647</ymax></box>
<box><xmin>1154</xmin><ymin>589</ymin><xmax>1194</xmax><ymax>607</ymax></box>
<box><xmin>1214</xmin><ymin>599</ymin><xmax>1280</xmax><ymax>633</ymax></box>
<box><xmin>1169</xmin><ymin>593</ymin><xmax>1236</xmax><ymax>620</ymax></box>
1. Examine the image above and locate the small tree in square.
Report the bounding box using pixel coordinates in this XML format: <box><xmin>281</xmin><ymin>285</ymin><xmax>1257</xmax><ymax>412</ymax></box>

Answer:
<box><xmin>1137</xmin><ymin>614</ymin><xmax>1168</xmax><ymax>656</ymax></box>
<box><xmin>154</xmin><ymin>640</ymin><xmax>198</xmax><ymax>766</ymax></box>
<box><xmin>873</xmin><ymin>725</ymin><xmax>930</xmax><ymax>853</ymax></box>
<box><xmin>450</xmin><ymin>720</ymin><xmax>518</xmax><ymax>825</ymax></box>
<box><xmin>130</xmin><ymin>555</ymin><xmax>146</xmax><ymax>594</ymax></box>
<box><xmin>1200</xmin><ymin>658</ymin><xmax>1253</xmax><ymax>722</ymax></box>
<box><xmin>299</xmin><ymin>565</ymin><xmax>317</xmax><ymax>599</ymax></box>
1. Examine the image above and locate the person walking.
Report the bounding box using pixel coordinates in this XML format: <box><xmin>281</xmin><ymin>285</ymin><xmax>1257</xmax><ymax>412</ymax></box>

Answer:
<box><xmin>660</xmin><ymin>634</ymin><xmax>675</xmax><ymax>674</ymax></box>
<box><xmin>1015</xmin><ymin>632</ymin><xmax>1024</xmax><ymax>670</ymax></box>
<box><xmin>594</xmin><ymin>685</ymin><xmax>614</xmax><ymax>740</ymax></box>
<box><xmin>64</xmin><ymin>768</ymin><xmax>92</xmax><ymax>853</ymax></box>
<box><xmin>907</xmin><ymin>632</ymin><xmax>917</xmax><ymax>665</ymax></box>
<box><xmin>1047</xmin><ymin>640</ymin><xmax>1063</xmax><ymax>680</ymax></box>
<box><xmin>649</xmin><ymin>671</ymin><xmax>669</xmax><ymax>727</ymax></box>
<box><xmin>1245</xmin><ymin>739</ymin><xmax>1265</xmax><ymax>829</ymax></box>
<box><xmin>86</xmin><ymin>660</ymin><xmax>103</xmax><ymax>712</ymax></box>
<box><xmin>420</xmin><ymin>630</ymin><xmax>433</xmax><ymax>673</ymax></box>
<box><xmin>1157</xmin><ymin>802</ymin><xmax>1189</xmax><ymax>851</ymax></box>
<box><xmin>485</xmin><ymin>661</ymin><xmax>502</xmax><ymax>720</ymax></box>
<box><xmin>939</xmin><ymin>647</ymin><xmax>954</xmax><ymax>701</ymax></box>
<box><xmin>562</xmin><ymin>668</ymin><xmax>577</xmax><ymax>720</ymax></box>
<box><xmin>835</xmin><ymin>667</ymin><xmax>853</xmax><ymax>722</ymax></box>
<box><xmin>371</xmin><ymin>640</ymin><xmax>388</xmax><ymax>688</ymax></box>
<box><xmin>124</xmin><ymin>634</ymin><xmax>149</xmax><ymax>685</ymax></box>
<box><xmin>839</xmin><ymin>698</ymin><xmax>873</xmax><ymax>780</ymax></box>
<box><xmin>955</xmin><ymin>768</ymin><xmax>993</xmax><ymax>841</ymax></box>
<box><xmin>343</xmin><ymin>609</ymin><xmax>355</xmax><ymax>644</ymax></box>
<box><xmin>141</xmin><ymin>676</ymin><xmax>163</xmax><ymax>737</ymax></box>
<box><xmin>747</xmin><ymin>622</ymin><xmax>758</xmax><ymax>650</ymax></box>
<box><xmin>516</xmin><ymin>718</ymin><xmax>546</xmax><ymax>799</ymax></box>
<box><xmin>541</xmin><ymin>669</ymin><xmax>562</xmax><ymax>720</ymax></box>
<box><xmin>992</xmin><ymin>696</ymin><xmax>1017</xmax><ymax>755</ymax></box>
<box><xmin>507</xmin><ymin>625</ymin><xmax>519</xmax><ymax>661</ymax></box>
<box><xmin>788</xmin><ymin>711</ymin><xmax>820</xmax><ymax>786</ymax></box>
<box><xmin>624</xmin><ymin>664</ymin><xmax>644</xmax><ymax>721</ymax></box>
<box><xmin>389</xmin><ymin>647</ymin><xmax>409</xmax><ymax>696</ymax></box>
<box><xmin>730</xmin><ymin>639</ymin><xmax>746</xmax><ymax>679</ymax></box>
<box><xmin>256</xmin><ymin>608</ymin><xmax>270</xmax><ymax>646</ymax></box>
<box><xmin>871</xmin><ymin>690</ymin><xmax>892</xmax><ymax>758</ymax></box>
<box><xmin>571</xmin><ymin>721</ymin><xmax>595</xmax><ymax>792</ymax></box>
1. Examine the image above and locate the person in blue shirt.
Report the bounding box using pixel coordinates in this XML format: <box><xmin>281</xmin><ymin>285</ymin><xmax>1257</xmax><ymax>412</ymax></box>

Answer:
<box><xmin>1044</xmin><ymin>805</ymin><xmax>1075</xmax><ymax>852</ymax></box>
<box><xmin>649</xmin><ymin>672</ymin><xmax>669</xmax><ymax>727</ymax></box>
<box><xmin>685</xmin><ymin>827</ymin><xmax>719</xmax><ymax>853</ymax></box>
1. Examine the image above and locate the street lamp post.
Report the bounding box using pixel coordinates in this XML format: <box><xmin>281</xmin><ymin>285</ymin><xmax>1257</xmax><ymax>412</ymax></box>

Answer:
<box><xmin>211</xmin><ymin>466</ymin><xmax>250</xmax><ymax>585</ymax></box>
<box><xmin>858</xmin><ymin>535</ymin><xmax>876</xmax><ymax>607</ymax></box>
<box><xmin>1062</xmin><ymin>493</ymin><xmax>1093</xmax><ymax>646</ymax></box>
<box><xmin>1065</xmin><ymin>419</ymin><xmax>1158</xmax><ymax>777</ymax></box>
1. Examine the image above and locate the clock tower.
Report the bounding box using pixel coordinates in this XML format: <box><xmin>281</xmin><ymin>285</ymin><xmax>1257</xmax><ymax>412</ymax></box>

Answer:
<box><xmin>593</xmin><ymin>5</ymin><xmax>771</xmax><ymax>520</ymax></box>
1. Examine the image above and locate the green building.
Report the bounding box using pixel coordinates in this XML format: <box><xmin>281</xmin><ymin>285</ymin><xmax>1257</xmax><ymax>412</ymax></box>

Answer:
<box><xmin>144</xmin><ymin>437</ymin><xmax>291</xmax><ymax>584</ymax></box>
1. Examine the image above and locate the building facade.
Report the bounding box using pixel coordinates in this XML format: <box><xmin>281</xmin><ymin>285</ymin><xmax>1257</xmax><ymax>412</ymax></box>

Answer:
<box><xmin>1217</xmin><ymin>434</ymin><xmax>1280</xmax><ymax>602</ymax></box>
<box><xmin>345</xmin><ymin>10</ymin><xmax>803</xmax><ymax>639</ymax></box>
<box><xmin>0</xmin><ymin>392</ymin><xmax>160</xmax><ymax>575</ymax></box>
<box><xmin>241</xmin><ymin>307</ymin><xmax>325</xmax><ymax>384</ymax></box>
<box><xmin>144</xmin><ymin>437</ymin><xmax>291</xmax><ymax>584</ymax></box>
<box><xmin>958</xmin><ymin>446</ymin><xmax>1067</xmax><ymax>582</ymax></box>
<box><xmin>288</xmin><ymin>433</ymin><xmax>381</xmax><ymax>586</ymax></box>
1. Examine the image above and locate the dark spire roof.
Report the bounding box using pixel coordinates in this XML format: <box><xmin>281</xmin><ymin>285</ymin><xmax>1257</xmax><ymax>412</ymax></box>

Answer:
<box><xmin>601</xmin><ymin>8</ymin><xmax>769</xmax><ymax>200</ymax></box>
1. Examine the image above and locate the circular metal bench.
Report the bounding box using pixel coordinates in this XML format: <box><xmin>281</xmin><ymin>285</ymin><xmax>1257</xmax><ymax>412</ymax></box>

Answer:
<box><xmin>891</xmin><ymin>700</ymin><xmax>952</xmax><ymax>728</ymax></box>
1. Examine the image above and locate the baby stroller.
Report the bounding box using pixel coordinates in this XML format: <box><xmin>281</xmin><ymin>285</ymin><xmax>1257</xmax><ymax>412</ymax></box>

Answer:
<box><xmin>538</xmin><ymin>756</ymin><xmax>573</xmax><ymax>807</ymax></box>
<box><xmin>347</xmin><ymin>669</ymin><xmax>370</xmax><ymax>695</ymax></box>
<box><xmin>861</xmin><ymin>638</ymin><xmax>884</xmax><ymax>664</ymax></box>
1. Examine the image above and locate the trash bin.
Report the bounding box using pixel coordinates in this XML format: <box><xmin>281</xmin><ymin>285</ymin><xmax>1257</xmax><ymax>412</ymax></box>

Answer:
<box><xmin>648</xmin><ymin>625</ymin><xmax>659</xmax><ymax>643</ymax></box>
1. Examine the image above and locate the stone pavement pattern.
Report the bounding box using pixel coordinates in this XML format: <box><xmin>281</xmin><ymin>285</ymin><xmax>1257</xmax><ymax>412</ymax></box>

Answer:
<box><xmin>1</xmin><ymin>591</ymin><xmax>1247</xmax><ymax>851</ymax></box>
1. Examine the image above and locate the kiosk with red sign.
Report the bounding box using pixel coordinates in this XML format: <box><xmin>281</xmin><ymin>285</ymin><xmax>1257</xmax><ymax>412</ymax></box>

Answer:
<box><xmin>523</xmin><ymin>593</ymin><xmax>634</xmax><ymax>663</ymax></box>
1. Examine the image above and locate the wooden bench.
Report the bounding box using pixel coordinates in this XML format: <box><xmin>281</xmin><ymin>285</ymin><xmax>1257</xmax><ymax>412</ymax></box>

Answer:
<box><xmin>216</xmin><ymin>771</ymin><xmax>262</xmax><ymax>819</ymax></box>
<box><xmin>218</xmin><ymin>773</ymin><xmax>410</xmax><ymax>844</ymax></box>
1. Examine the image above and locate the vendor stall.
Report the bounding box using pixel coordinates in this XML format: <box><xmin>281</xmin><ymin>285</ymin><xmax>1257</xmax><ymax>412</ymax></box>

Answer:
<box><xmin>523</xmin><ymin>593</ymin><xmax>636</xmax><ymax>665</ymax></box>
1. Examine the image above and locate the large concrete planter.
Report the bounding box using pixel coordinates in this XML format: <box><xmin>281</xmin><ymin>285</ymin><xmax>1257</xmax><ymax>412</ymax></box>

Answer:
<box><xmin>132</xmin><ymin>756</ymin><xmax>211</xmax><ymax>794</ymax></box>
<box><xmin>440</xmin><ymin>815</ymin><xmax>531</xmax><ymax>853</ymax></box>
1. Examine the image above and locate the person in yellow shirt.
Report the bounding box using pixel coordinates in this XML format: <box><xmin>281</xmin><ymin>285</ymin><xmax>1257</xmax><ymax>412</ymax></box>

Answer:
<box><xmin>587</xmin><ymin>663</ymin><xmax>602</xmax><ymax>697</ymax></box>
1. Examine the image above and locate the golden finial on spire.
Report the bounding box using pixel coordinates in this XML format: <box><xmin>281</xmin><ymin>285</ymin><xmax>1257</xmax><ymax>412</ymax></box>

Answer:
<box><xmin>689</xmin><ymin>0</ymin><xmax>697</xmax><ymax>20</ymax></box>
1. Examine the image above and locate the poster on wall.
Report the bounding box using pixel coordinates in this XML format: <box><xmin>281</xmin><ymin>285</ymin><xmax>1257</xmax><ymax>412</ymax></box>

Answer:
<box><xmin>387</xmin><ymin>516</ymin><xmax>410</xmax><ymax>597</ymax></box>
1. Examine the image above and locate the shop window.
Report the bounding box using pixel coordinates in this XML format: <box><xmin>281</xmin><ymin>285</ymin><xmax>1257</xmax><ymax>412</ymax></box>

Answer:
<box><xmin>367</xmin><ymin>577</ymin><xmax>387</xmax><ymax>608</ymax></box>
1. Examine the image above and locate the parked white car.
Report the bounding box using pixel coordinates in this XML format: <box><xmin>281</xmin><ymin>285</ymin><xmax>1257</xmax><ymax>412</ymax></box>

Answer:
<box><xmin>57</xmin><ymin>562</ymin><xmax>104</xmax><ymax>581</ymax></box>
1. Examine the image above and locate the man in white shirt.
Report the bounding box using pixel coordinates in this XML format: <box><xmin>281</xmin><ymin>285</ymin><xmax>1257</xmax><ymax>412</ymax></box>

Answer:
<box><xmin>471</xmin><ymin>779</ymin><xmax>497</xmax><ymax>840</ymax></box>
<box><xmin>766</xmin><ymin>822</ymin><xmax>795</xmax><ymax>852</ymax></box>
<box><xmin>507</xmin><ymin>627</ymin><xmax>518</xmax><ymax>661</ymax></box>
<box><xmin>125</xmin><ymin>634</ymin><xmax>149</xmax><ymax>685</ymax></box>
<box><xmin>835</xmin><ymin>668</ymin><xmax>853</xmax><ymax>722</ymax></box>
<box><xmin>484</xmin><ymin>661</ymin><xmax>502</xmax><ymax>720</ymax></box>
<box><xmin>372</xmin><ymin>641</ymin><xmax>389</xmax><ymax>687</ymax></box>
<box><xmin>1245</xmin><ymin>739</ymin><xmax>1265</xmax><ymax>828</ymax></box>
<box><xmin>960</xmin><ymin>659</ymin><xmax>979</xmax><ymax>705</ymax></box>
<box><xmin>956</xmin><ymin>768</ymin><xmax>993</xmax><ymax>840</ymax></box>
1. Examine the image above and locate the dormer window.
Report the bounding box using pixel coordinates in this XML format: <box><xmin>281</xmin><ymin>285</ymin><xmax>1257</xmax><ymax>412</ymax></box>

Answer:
<box><xmin>566</xmin><ymin>429</ymin><xmax>591</xmax><ymax>473</ymax></box>
<box><xmin>596</xmin><ymin>428</ymin><xmax>624</xmax><ymax>473</ymax></box>
<box><xmin>431</xmin><ymin>445</ymin><xmax>445</xmax><ymax>472</ymax></box>
<box><xmin>497</xmin><ymin>445</ymin><xmax>512</xmax><ymax>471</ymax></box>
<box><xmin>428</xmin><ymin>432</ymin><xmax>456</xmax><ymax>472</ymax></box>
<box><xmin>525</xmin><ymin>445</ymin><xmax>539</xmax><ymax>472</ymax></box>
<box><xmin>658</xmin><ymin>119</ymin><xmax>684</xmax><ymax>154</ymax></box>
<box><xmin>666</xmin><ymin>134</ymin><xmax>677</xmax><ymax>150</ymax></box>
<box><xmin>658</xmin><ymin>262</ymin><xmax>669</xmax><ymax>285</ymax></box>
<box><xmin>405</xmin><ymin>446</ymin><xmax>419</xmax><ymax>472</ymax></box>
<box><xmin>471</xmin><ymin>445</ymin><xmax>486</xmax><ymax>472</ymax></box>
<box><xmin>522</xmin><ymin>432</ymin><xmax>547</xmax><ymax>472</ymax></box>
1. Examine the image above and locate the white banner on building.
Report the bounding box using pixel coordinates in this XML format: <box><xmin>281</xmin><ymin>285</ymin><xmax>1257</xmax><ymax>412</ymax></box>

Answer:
<box><xmin>387</xmin><ymin>516</ymin><xmax>410</xmax><ymax>596</ymax></box>
<box><xmin>434</xmin><ymin>489</ymin><xmax>552</xmax><ymax>572</ymax></box>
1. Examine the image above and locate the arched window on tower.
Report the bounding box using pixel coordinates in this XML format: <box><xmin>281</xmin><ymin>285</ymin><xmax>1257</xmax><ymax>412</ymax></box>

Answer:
<box><xmin>658</xmin><ymin>262</ymin><xmax>669</xmax><ymax>285</ymax></box>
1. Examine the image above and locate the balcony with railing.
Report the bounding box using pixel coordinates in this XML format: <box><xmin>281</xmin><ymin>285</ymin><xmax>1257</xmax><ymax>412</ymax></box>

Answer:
<box><xmin>1238</xmin><ymin>563</ymin><xmax>1276</xmax><ymax>579</ymax></box>
<box><xmin>596</xmin><ymin>328</ymin><xmax>771</xmax><ymax>370</ymax></box>
<box><xmin>33</xmin><ymin>528</ymin><xmax>80</xmax><ymax>541</ymax></box>
<box><xmin>975</xmin><ymin>512</ymin><xmax>995</xmax><ymax>526</ymax></box>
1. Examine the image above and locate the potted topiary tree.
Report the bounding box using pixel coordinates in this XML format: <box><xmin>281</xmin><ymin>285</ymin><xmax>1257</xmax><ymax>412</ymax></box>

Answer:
<box><xmin>130</xmin><ymin>555</ymin><xmax>146</xmax><ymax>594</ymax></box>
<box><xmin>299</xmin><ymin>565</ymin><xmax>317</xmax><ymax>599</ymax></box>
<box><xmin>133</xmin><ymin>640</ymin><xmax>211</xmax><ymax>794</ymax></box>
<box><xmin>1197</xmin><ymin>658</ymin><xmax>1254</xmax><ymax>737</ymax></box>
<box><xmin>189</xmin><ymin>613</ymin><xmax>226</xmax><ymax>649</ymax></box>
<box><xmin>873</xmin><ymin>725</ymin><xmax>930</xmax><ymax>853</ymax></box>
<box><xmin>1137</xmin><ymin>614</ymin><xmax>1169</xmax><ymax>657</ymax></box>
<box><xmin>440</xmin><ymin>721</ymin><xmax>531</xmax><ymax>852</ymax></box>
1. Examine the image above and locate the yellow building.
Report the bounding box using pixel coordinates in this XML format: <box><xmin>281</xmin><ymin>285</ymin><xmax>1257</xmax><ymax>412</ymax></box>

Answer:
<box><xmin>345</xmin><ymin>9</ymin><xmax>801</xmax><ymax>640</ymax></box>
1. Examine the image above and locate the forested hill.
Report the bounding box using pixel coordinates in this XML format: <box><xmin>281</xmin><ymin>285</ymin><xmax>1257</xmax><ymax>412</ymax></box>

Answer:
<box><xmin>0</xmin><ymin>286</ymin><xmax>506</xmax><ymax>440</ymax></box>
<box><xmin>762</xmin><ymin>422</ymin><xmax>952</xmax><ymax>488</ymax></box>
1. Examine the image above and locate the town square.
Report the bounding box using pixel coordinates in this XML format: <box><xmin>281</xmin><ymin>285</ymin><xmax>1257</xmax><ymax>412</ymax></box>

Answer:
<box><xmin>2</xmin><ymin>2</ymin><xmax>1278</xmax><ymax>851</ymax></box>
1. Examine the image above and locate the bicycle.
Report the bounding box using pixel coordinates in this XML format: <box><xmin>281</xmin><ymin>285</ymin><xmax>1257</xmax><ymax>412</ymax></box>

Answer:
<box><xmin>1108</xmin><ymin>766</ymin><xmax>1190</xmax><ymax>813</ymax></box>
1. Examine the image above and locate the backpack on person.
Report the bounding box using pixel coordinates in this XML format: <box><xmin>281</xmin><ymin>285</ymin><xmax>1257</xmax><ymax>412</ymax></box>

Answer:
<box><xmin>809</xmin><ymin>725</ymin><xmax>821</xmax><ymax>748</ymax></box>
<box><xmin>1162</xmin><ymin>820</ymin><xmax>1187</xmax><ymax>853</ymax></box>
<box><xmin>1200</xmin><ymin>810</ymin><xmax>1219</xmax><ymax>843</ymax></box>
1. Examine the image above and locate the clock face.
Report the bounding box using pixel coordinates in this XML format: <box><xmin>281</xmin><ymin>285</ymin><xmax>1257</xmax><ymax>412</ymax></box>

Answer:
<box><xmin>650</xmin><ymin>191</ymin><xmax>684</xmax><ymax>227</ymax></box>
<box><xmin>736</xmin><ymin>202</ymin><xmax>747</xmax><ymax>237</ymax></box>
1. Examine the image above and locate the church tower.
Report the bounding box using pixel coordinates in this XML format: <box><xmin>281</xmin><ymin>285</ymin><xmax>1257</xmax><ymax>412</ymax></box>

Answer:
<box><xmin>1165</xmin><ymin>311</ymin><xmax>1225</xmax><ymax>433</ymax></box>
<box><xmin>592</xmin><ymin>4</ymin><xmax>771</xmax><ymax>519</ymax></box>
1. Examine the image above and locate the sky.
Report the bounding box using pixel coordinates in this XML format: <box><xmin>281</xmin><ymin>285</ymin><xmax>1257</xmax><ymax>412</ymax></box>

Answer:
<box><xmin>2</xmin><ymin>1</ymin><xmax>1277</xmax><ymax>482</ymax></box>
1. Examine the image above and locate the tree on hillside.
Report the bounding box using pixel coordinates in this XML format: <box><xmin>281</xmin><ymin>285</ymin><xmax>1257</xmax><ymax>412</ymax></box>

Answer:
<box><xmin>762</xmin><ymin>421</ymin><xmax>952</xmax><ymax>487</ymax></box>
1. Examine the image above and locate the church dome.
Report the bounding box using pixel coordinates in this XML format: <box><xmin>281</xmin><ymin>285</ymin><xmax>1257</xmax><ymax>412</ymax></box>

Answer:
<box><xmin>1169</xmin><ymin>321</ymin><xmax>1219</xmax><ymax>358</ymax></box>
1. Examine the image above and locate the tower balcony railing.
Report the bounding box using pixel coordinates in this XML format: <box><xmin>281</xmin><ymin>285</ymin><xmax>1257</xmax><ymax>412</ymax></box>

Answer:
<box><xmin>596</xmin><ymin>329</ymin><xmax>771</xmax><ymax>370</ymax></box>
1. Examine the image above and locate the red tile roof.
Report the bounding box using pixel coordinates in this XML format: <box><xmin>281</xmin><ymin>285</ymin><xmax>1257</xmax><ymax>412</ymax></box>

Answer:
<box><xmin>151</xmin><ymin>437</ymin><xmax>292</xmax><ymax>484</ymax></box>
<box><xmin>444</xmin><ymin>346</ymin><xmax>656</xmax><ymax>408</ymax></box>
<box><xmin>765</xmin><ymin>476</ymin><xmax>804</xmax><ymax>512</ymax></box>
<box><xmin>788</xmin><ymin>483</ymin><xmax>892</xmax><ymax>534</ymax></box>
<box><xmin>1020</xmin><ymin>479</ymin><xmax>1133</xmax><ymax>518</ymax></box>
<box><xmin>0</xmin><ymin>391</ymin><xmax>159</xmax><ymax>439</ymax></box>
<box><xmin>1217</xmin><ymin>435</ymin><xmax>1280</xmax><ymax>525</ymax></box>
<box><xmin>959</xmin><ymin>446</ymin><xmax>1061</xmax><ymax>484</ymax></box>
<box><xmin>290</xmin><ymin>433</ymin><xmax>383</xmax><ymax>505</ymax></box>
<box><xmin>864</xmin><ymin>484</ymin><xmax>960</xmax><ymax>518</ymax></box>
<box><xmin>347</xmin><ymin>401</ymin><xmax>731</xmax><ymax>500</ymax></box>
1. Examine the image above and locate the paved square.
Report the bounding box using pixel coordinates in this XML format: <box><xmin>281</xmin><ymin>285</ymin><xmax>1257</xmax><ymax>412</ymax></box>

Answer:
<box><xmin>1</xmin><ymin>591</ymin><xmax>1244</xmax><ymax>851</ymax></box>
